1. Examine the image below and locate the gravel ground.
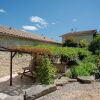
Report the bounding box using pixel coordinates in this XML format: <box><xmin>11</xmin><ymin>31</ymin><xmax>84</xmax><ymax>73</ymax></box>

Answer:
<box><xmin>36</xmin><ymin>82</ymin><xmax>100</xmax><ymax>100</ymax></box>
<box><xmin>1</xmin><ymin>52</ymin><xmax>100</xmax><ymax>100</ymax></box>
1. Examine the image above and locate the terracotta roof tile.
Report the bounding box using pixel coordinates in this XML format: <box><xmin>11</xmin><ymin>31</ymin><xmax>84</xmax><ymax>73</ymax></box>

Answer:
<box><xmin>0</xmin><ymin>26</ymin><xmax>56</xmax><ymax>43</ymax></box>
<box><xmin>61</xmin><ymin>30</ymin><xmax>97</xmax><ymax>37</ymax></box>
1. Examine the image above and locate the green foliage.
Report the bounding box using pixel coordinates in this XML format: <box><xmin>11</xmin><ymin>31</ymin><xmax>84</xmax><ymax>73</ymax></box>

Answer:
<box><xmin>63</xmin><ymin>40</ymin><xmax>78</xmax><ymax>47</ymax></box>
<box><xmin>76</xmin><ymin>48</ymin><xmax>92</xmax><ymax>60</ymax></box>
<box><xmin>36</xmin><ymin>45</ymin><xmax>91</xmax><ymax>66</ymax></box>
<box><xmin>37</xmin><ymin>45</ymin><xmax>91</xmax><ymax>59</ymax></box>
<box><xmin>94</xmin><ymin>65</ymin><xmax>100</xmax><ymax>79</ymax></box>
<box><xmin>79</xmin><ymin>39</ymin><xmax>89</xmax><ymax>48</ymax></box>
<box><xmin>95</xmin><ymin>34</ymin><xmax>100</xmax><ymax>39</ymax></box>
<box><xmin>37</xmin><ymin>56</ymin><xmax>57</xmax><ymax>84</ymax></box>
<box><xmin>71</xmin><ymin>62</ymin><xmax>96</xmax><ymax>77</ymax></box>
<box><xmin>94</xmin><ymin>56</ymin><xmax>100</xmax><ymax>79</ymax></box>
<box><xmin>83</xmin><ymin>55</ymin><xmax>99</xmax><ymax>64</ymax></box>
<box><xmin>89</xmin><ymin>37</ymin><xmax>100</xmax><ymax>55</ymax></box>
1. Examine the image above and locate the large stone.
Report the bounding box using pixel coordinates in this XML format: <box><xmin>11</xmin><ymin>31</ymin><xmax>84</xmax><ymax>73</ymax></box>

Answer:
<box><xmin>68</xmin><ymin>79</ymin><xmax>77</xmax><ymax>83</ymax></box>
<box><xmin>55</xmin><ymin>77</ymin><xmax>68</xmax><ymax>86</ymax></box>
<box><xmin>23</xmin><ymin>84</ymin><xmax>57</xmax><ymax>100</ymax></box>
<box><xmin>77</xmin><ymin>76</ymin><xmax>95</xmax><ymax>83</ymax></box>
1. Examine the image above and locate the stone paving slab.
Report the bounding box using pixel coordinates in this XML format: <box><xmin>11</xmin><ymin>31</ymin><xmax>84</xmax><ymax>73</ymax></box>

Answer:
<box><xmin>23</xmin><ymin>84</ymin><xmax>57</xmax><ymax>99</ymax></box>
<box><xmin>77</xmin><ymin>76</ymin><xmax>95</xmax><ymax>83</ymax></box>
<box><xmin>55</xmin><ymin>77</ymin><xmax>69</xmax><ymax>86</ymax></box>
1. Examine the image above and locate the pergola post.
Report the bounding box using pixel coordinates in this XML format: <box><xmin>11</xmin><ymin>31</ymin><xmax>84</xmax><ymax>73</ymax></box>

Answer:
<box><xmin>10</xmin><ymin>52</ymin><xmax>17</xmax><ymax>86</ymax></box>
<box><xmin>10</xmin><ymin>52</ymin><xmax>13</xmax><ymax>86</ymax></box>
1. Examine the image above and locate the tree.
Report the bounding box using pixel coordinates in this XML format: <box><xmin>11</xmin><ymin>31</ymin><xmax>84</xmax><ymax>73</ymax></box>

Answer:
<box><xmin>89</xmin><ymin>37</ymin><xmax>100</xmax><ymax>55</ymax></box>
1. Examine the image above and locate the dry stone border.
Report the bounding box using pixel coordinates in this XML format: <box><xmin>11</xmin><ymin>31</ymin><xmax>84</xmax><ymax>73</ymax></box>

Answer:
<box><xmin>77</xmin><ymin>76</ymin><xmax>95</xmax><ymax>83</ymax></box>
<box><xmin>23</xmin><ymin>84</ymin><xmax>57</xmax><ymax>100</ymax></box>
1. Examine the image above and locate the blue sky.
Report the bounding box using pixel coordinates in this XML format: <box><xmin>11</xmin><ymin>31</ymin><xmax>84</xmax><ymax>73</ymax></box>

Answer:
<box><xmin>0</xmin><ymin>0</ymin><xmax>100</xmax><ymax>42</ymax></box>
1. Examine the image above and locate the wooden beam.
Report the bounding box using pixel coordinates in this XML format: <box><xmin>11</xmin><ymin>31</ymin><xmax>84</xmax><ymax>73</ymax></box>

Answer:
<box><xmin>12</xmin><ymin>52</ymin><xmax>17</xmax><ymax>59</ymax></box>
<box><xmin>10</xmin><ymin>52</ymin><xmax>13</xmax><ymax>86</ymax></box>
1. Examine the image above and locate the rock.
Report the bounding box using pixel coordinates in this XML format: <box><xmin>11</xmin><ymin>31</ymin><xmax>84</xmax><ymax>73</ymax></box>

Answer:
<box><xmin>68</xmin><ymin>79</ymin><xmax>77</xmax><ymax>83</ymax></box>
<box><xmin>55</xmin><ymin>77</ymin><xmax>68</xmax><ymax>86</ymax></box>
<box><xmin>77</xmin><ymin>76</ymin><xmax>95</xmax><ymax>83</ymax></box>
<box><xmin>55</xmin><ymin>73</ymin><xmax>66</xmax><ymax>79</ymax></box>
<box><xmin>23</xmin><ymin>84</ymin><xmax>57</xmax><ymax>100</ymax></box>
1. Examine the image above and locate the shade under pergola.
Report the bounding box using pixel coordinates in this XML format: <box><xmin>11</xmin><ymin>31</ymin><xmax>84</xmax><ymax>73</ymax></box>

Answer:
<box><xmin>0</xmin><ymin>45</ymin><xmax>52</xmax><ymax>86</ymax></box>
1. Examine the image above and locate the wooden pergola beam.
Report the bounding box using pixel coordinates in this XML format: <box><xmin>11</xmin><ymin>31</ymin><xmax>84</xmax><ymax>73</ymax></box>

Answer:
<box><xmin>10</xmin><ymin>52</ymin><xmax>13</xmax><ymax>86</ymax></box>
<box><xmin>10</xmin><ymin>51</ymin><xmax>17</xmax><ymax>86</ymax></box>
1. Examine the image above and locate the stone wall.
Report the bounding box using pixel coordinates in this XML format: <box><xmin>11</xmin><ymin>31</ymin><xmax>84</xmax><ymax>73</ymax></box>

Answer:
<box><xmin>0</xmin><ymin>35</ymin><xmax>59</xmax><ymax>47</ymax></box>
<box><xmin>62</xmin><ymin>34</ymin><xmax>93</xmax><ymax>43</ymax></box>
<box><xmin>0</xmin><ymin>51</ymin><xmax>32</xmax><ymax>77</ymax></box>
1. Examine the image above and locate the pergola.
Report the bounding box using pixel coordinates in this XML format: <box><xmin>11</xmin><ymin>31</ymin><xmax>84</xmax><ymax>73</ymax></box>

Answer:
<box><xmin>0</xmin><ymin>45</ymin><xmax>52</xmax><ymax>86</ymax></box>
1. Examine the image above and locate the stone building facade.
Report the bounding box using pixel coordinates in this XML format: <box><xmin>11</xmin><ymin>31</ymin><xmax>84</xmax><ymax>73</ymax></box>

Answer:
<box><xmin>61</xmin><ymin>30</ymin><xmax>97</xmax><ymax>43</ymax></box>
<box><xmin>0</xmin><ymin>26</ymin><xmax>61</xmax><ymax>47</ymax></box>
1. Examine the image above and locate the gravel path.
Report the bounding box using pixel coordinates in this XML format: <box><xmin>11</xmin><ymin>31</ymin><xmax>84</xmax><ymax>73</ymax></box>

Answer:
<box><xmin>36</xmin><ymin>82</ymin><xmax>100</xmax><ymax>100</ymax></box>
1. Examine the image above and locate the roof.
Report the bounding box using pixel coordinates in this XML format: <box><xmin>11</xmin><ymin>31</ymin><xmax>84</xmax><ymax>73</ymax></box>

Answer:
<box><xmin>0</xmin><ymin>26</ymin><xmax>59</xmax><ymax>44</ymax></box>
<box><xmin>61</xmin><ymin>30</ymin><xmax>97</xmax><ymax>37</ymax></box>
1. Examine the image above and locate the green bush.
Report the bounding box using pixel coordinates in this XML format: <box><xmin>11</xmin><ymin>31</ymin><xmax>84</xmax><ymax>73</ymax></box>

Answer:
<box><xmin>71</xmin><ymin>62</ymin><xmax>96</xmax><ymax>77</ymax></box>
<box><xmin>94</xmin><ymin>56</ymin><xmax>100</xmax><ymax>79</ymax></box>
<box><xmin>79</xmin><ymin>39</ymin><xmax>88</xmax><ymax>48</ymax></box>
<box><xmin>76</xmin><ymin>48</ymin><xmax>91</xmax><ymax>60</ymax></box>
<box><xmin>89</xmin><ymin>37</ymin><xmax>100</xmax><ymax>55</ymax></box>
<box><xmin>63</xmin><ymin>40</ymin><xmax>78</xmax><ymax>47</ymax></box>
<box><xmin>36</xmin><ymin>45</ymin><xmax>91</xmax><ymax>66</ymax></box>
<box><xmin>83</xmin><ymin>55</ymin><xmax>98</xmax><ymax>64</ymax></box>
<box><xmin>95</xmin><ymin>64</ymin><xmax>100</xmax><ymax>79</ymax></box>
<box><xmin>37</xmin><ymin>56</ymin><xmax>57</xmax><ymax>84</ymax></box>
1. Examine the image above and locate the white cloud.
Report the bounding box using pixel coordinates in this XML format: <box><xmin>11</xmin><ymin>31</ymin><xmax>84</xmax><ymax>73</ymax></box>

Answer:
<box><xmin>0</xmin><ymin>9</ymin><xmax>6</xmax><ymax>13</ymax></box>
<box><xmin>36</xmin><ymin>24</ymin><xmax>42</xmax><ymax>28</ymax></box>
<box><xmin>22</xmin><ymin>16</ymin><xmax>48</xmax><ymax>31</ymax></box>
<box><xmin>22</xmin><ymin>25</ymin><xmax>38</xmax><ymax>31</ymax></box>
<box><xmin>72</xmin><ymin>18</ymin><xmax>78</xmax><ymax>22</ymax></box>
<box><xmin>30</xmin><ymin>16</ymin><xmax>48</xmax><ymax>27</ymax></box>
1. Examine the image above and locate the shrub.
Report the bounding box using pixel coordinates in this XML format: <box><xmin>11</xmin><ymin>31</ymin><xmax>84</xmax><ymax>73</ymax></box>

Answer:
<box><xmin>79</xmin><ymin>39</ymin><xmax>88</xmax><ymax>48</ymax></box>
<box><xmin>83</xmin><ymin>55</ymin><xmax>99</xmax><ymax>64</ymax></box>
<box><xmin>60</xmin><ymin>47</ymin><xmax>79</xmax><ymax>65</ymax></box>
<box><xmin>89</xmin><ymin>37</ymin><xmax>100</xmax><ymax>55</ymax></box>
<box><xmin>95</xmin><ymin>64</ymin><xmax>100</xmax><ymax>79</ymax></box>
<box><xmin>74</xmin><ymin>48</ymin><xmax>91</xmax><ymax>60</ymax></box>
<box><xmin>37</xmin><ymin>56</ymin><xmax>56</xmax><ymax>84</ymax></box>
<box><xmin>63</xmin><ymin>40</ymin><xmax>78</xmax><ymax>47</ymax></box>
<box><xmin>71</xmin><ymin>62</ymin><xmax>96</xmax><ymax>78</ymax></box>
<box><xmin>94</xmin><ymin>56</ymin><xmax>100</xmax><ymax>79</ymax></box>
<box><xmin>37</xmin><ymin>45</ymin><xmax>91</xmax><ymax>66</ymax></box>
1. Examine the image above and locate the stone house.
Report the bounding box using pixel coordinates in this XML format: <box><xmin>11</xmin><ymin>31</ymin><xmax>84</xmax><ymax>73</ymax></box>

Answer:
<box><xmin>0</xmin><ymin>26</ymin><xmax>61</xmax><ymax>47</ymax></box>
<box><xmin>61</xmin><ymin>30</ymin><xmax>97</xmax><ymax>43</ymax></box>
